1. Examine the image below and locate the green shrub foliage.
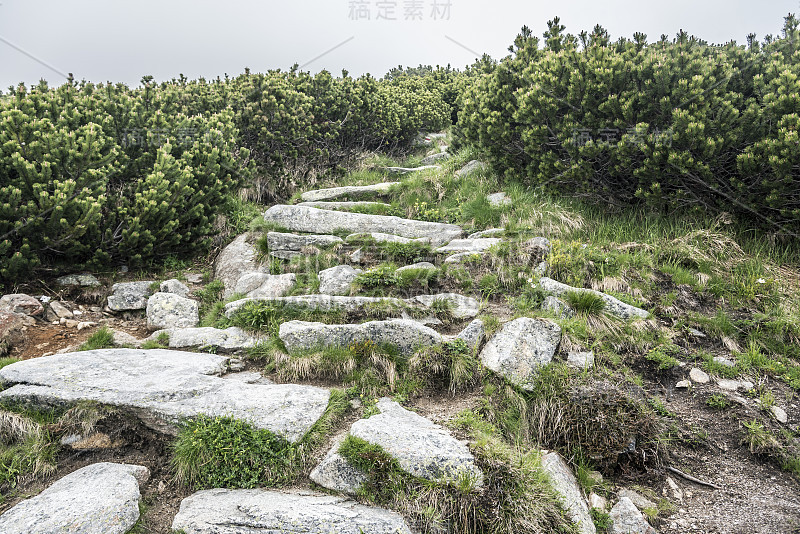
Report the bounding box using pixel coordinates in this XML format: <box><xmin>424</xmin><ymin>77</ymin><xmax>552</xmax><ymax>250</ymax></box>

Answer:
<box><xmin>457</xmin><ymin>15</ymin><xmax>800</xmax><ymax>236</ymax></box>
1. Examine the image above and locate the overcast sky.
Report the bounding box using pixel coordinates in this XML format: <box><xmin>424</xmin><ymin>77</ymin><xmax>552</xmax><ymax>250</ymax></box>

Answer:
<box><xmin>1</xmin><ymin>0</ymin><xmax>797</xmax><ymax>89</ymax></box>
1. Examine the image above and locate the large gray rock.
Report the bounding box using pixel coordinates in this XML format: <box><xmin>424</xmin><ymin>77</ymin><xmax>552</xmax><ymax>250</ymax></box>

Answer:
<box><xmin>172</xmin><ymin>489</ymin><xmax>412</xmax><ymax>534</ymax></box>
<box><xmin>384</xmin><ymin>165</ymin><xmax>440</xmax><ymax>176</ymax></box>
<box><xmin>267</xmin><ymin>232</ymin><xmax>344</xmax><ymax>260</ymax></box>
<box><xmin>455</xmin><ymin>318</ymin><xmax>486</xmax><ymax>353</ymax></box>
<box><xmin>300</xmin><ymin>182</ymin><xmax>399</xmax><ymax>202</ymax></box>
<box><xmin>0</xmin><ymin>311</ymin><xmax>30</xmax><ymax>347</ymax></box>
<box><xmin>146</xmin><ymin>292</ymin><xmax>199</xmax><ymax>331</ymax></box>
<box><xmin>479</xmin><ymin>318</ymin><xmax>562</xmax><ymax>390</ymax></box>
<box><xmin>454</xmin><ymin>160</ymin><xmax>488</xmax><ymax>179</ymax></box>
<box><xmin>280</xmin><ymin>319</ymin><xmax>442</xmax><ymax>356</ymax></box>
<box><xmin>0</xmin><ymin>294</ymin><xmax>43</xmax><ymax>316</ymax></box>
<box><xmin>234</xmin><ymin>272</ymin><xmax>297</xmax><ymax>298</ymax></box>
<box><xmin>225</xmin><ymin>293</ymin><xmax>480</xmax><ymax>320</ymax></box>
<box><xmin>421</xmin><ymin>152</ymin><xmax>450</xmax><ymax>165</ymax></box>
<box><xmin>147</xmin><ymin>327</ymin><xmax>259</xmax><ymax>352</ymax></box>
<box><xmin>0</xmin><ymin>349</ymin><xmax>330</xmax><ymax>442</ymax></box>
<box><xmin>319</xmin><ymin>265</ymin><xmax>362</xmax><ymax>296</ymax></box>
<box><xmin>107</xmin><ymin>281</ymin><xmax>154</xmax><ymax>311</ymax></box>
<box><xmin>609</xmin><ymin>496</ymin><xmax>658</xmax><ymax>534</ymax></box>
<box><xmin>263</xmin><ymin>205</ymin><xmax>462</xmax><ymax>247</ymax></box>
<box><xmin>214</xmin><ymin>233</ymin><xmax>269</xmax><ymax>298</ymax></box>
<box><xmin>538</xmin><ymin>278</ymin><xmax>648</xmax><ymax>320</ymax></box>
<box><xmin>541</xmin><ymin>452</ymin><xmax>596</xmax><ymax>534</ymax></box>
<box><xmin>299</xmin><ymin>201</ymin><xmax>392</xmax><ymax>210</ymax></box>
<box><xmin>56</xmin><ymin>273</ymin><xmax>101</xmax><ymax>287</ymax></box>
<box><xmin>159</xmin><ymin>279</ymin><xmax>190</xmax><ymax>298</ymax></box>
<box><xmin>348</xmin><ymin>398</ymin><xmax>483</xmax><ymax>485</ymax></box>
<box><xmin>0</xmin><ymin>462</ymin><xmax>149</xmax><ymax>534</ymax></box>
<box><xmin>435</xmin><ymin>238</ymin><xmax>501</xmax><ymax>254</ymax></box>
<box><xmin>346</xmin><ymin>232</ymin><xmax>430</xmax><ymax>245</ymax></box>
<box><xmin>309</xmin><ymin>434</ymin><xmax>366</xmax><ymax>495</ymax></box>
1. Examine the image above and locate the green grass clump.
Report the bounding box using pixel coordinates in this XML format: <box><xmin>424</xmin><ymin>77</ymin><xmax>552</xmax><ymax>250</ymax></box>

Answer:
<box><xmin>644</xmin><ymin>343</ymin><xmax>681</xmax><ymax>370</ymax></box>
<box><xmin>0</xmin><ymin>358</ymin><xmax>20</xmax><ymax>371</ymax></box>
<box><xmin>564</xmin><ymin>290</ymin><xmax>606</xmax><ymax>316</ymax></box>
<box><xmin>408</xmin><ymin>338</ymin><xmax>482</xmax><ymax>394</ymax></box>
<box><xmin>228</xmin><ymin>301</ymin><xmax>345</xmax><ymax>335</ymax></box>
<box><xmin>78</xmin><ymin>327</ymin><xmax>115</xmax><ymax>351</ymax></box>
<box><xmin>591</xmin><ymin>508</ymin><xmax>613</xmax><ymax>532</ymax></box>
<box><xmin>355</xmin><ymin>265</ymin><xmax>400</xmax><ymax>289</ymax></box>
<box><xmin>706</xmin><ymin>394</ymin><xmax>730</xmax><ymax>410</ymax></box>
<box><xmin>380</xmin><ymin>240</ymin><xmax>433</xmax><ymax>263</ymax></box>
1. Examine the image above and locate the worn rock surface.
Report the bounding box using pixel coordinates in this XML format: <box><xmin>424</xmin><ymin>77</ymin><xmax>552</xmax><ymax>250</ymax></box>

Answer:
<box><xmin>146</xmin><ymin>292</ymin><xmax>199</xmax><ymax>331</ymax></box>
<box><xmin>348</xmin><ymin>398</ymin><xmax>483</xmax><ymax>485</ymax></box>
<box><xmin>539</xmin><ymin>277</ymin><xmax>649</xmax><ymax>320</ymax></box>
<box><xmin>542</xmin><ymin>452</ymin><xmax>596</xmax><ymax>534</ymax></box>
<box><xmin>0</xmin><ymin>294</ymin><xmax>43</xmax><ymax>316</ymax></box>
<box><xmin>567</xmin><ymin>351</ymin><xmax>595</xmax><ymax>369</ymax></box>
<box><xmin>479</xmin><ymin>318</ymin><xmax>562</xmax><ymax>390</ymax></box>
<box><xmin>214</xmin><ymin>233</ymin><xmax>269</xmax><ymax>297</ymax></box>
<box><xmin>267</xmin><ymin>232</ymin><xmax>344</xmax><ymax>260</ymax></box>
<box><xmin>396</xmin><ymin>261</ymin><xmax>437</xmax><ymax>273</ymax></box>
<box><xmin>172</xmin><ymin>489</ymin><xmax>412</xmax><ymax>534</ymax></box>
<box><xmin>609</xmin><ymin>496</ymin><xmax>657</xmax><ymax>534</ymax></box>
<box><xmin>486</xmin><ymin>192</ymin><xmax>511</xmax><ymax>207</ymax></box>
<box><xmin>263</xmin><ymin>205</ymin><xmax>462</xmax><ymax>247</ymax></box>
<box><xmin>159</xmin><ymin>279</ymin><xmax>190</xmax><ymax>298</ymax></box>
<box><xmin>435</xmin><ymin>238</ymin><xmax>501</xmax><ymax>254</ymax></box>
<box><xmin>47</xmin><ymin>301</ymin><xmax>74</xmax><ymax>320</ymax></box>
<box><xmin>421</xmin><ymin>152</ymin><xmax>450</xmax><ymax>165</ymax></box>
<box><xmin>299</xmin><ymin>201</ymin><xmax>392</xmax><ymax>210</ymax></box>
<box><xmin>309</xmin><ymin>434</ymin><xmax>366</xmax><ymax>495</ymax></box>
<box><xmin>0</xmin><ymin>462</ymin><xmax>149</xmax><ymax>534</ymax></box>
<box><xmin>235</xmin><ymin>272</ymin><xmax>297</xmax><ymax>298</ymax></box>
<box><xmin>346</xmin><ymin>232</ymin><xmax>431</xmax><ymax>245</ymax></box>
<box><xmin>319</xmin><ymin>265</ymin><xmax>363</xmax><ymax>296</ymax></box>
<box><xmin>454</xmin><ymin>160</ymin><xmax>487</xmax><ymax>179</ymax></box>
<box><xmin>456</xmin><ymin>318</ymin><xmax>485</xmax><ymax>352</ymax></box>
<box><xmin>300</xmin><ymin>182</ymin><xmax>399</xmax><ymax>202</ymax></box>
<box><xmin>280</xmin><ymin>319</ymin><xmax>442</xmax><ymax>356</ymax></box>
<box><xmin>542</xmin><ymin>295</ymin><xmax>575</xmax><ymax>318</ymax></box>
<box><xmin>0</xmin><ymin>349</ymin><xmax>330</xmax><ymax>441</ymax></box>
<box><xmin>107</xmin><ymin>281</ymin><xmax>154</xmax><ymax>311</ymax></box>
<box><xmin>148</xmin><ymin>327</ymin><xmax>258</xmax><ymax>352</ymax></box>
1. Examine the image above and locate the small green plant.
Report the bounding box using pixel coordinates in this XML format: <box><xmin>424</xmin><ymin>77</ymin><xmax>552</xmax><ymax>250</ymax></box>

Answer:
<box><xmin>381</xmin><ymin>240</ymin><xmax>433</xmax><ymax>263</ymax></box>
<box><xmin>645</xmin><ymin>343</ymin><xmax>681</xmax><ymax>370</ymax></box>
<box><xmin>591</xmin><ymin>508</ymin><xmax>613</xmax><ymax>532</ymax></box>
<box><xmin>355</xmin><ymin>265</ymin><xmax>400</xmax><ymax>289</ymax></box>
<box><xmin>0</xmin><ymin>357</ymin><xmax>20</xmax><ymax>371</ymax></box>
<box><xmin>706</xmin><ymin>394</ymin><xmax>730</xmax><ymax>410</ymax></box>
<box><xmin>78</xmin><ymin>327</ymin><xmax>115</xmax><ymax>351</ymax></box>
<box><xmin>741</xmin><ymin>419</ymin><xmax>780</xmax><ymax>454</ymax></box>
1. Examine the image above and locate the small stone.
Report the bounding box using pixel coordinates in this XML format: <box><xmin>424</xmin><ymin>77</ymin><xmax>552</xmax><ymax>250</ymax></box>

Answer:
<box><xmin>235</xmin><ymin>272</ymin><xmax>297</xmax><ymax>298</ymax></box>
<box><xmin>111</xmin><ymin>330</ymin><xmax>142</xmax><ymax>347</ymax></box>
<box><xmin>486</xmin><ymin>192</ymin><xmax>511</xmax><ymax>207</ymax></box>
<box><xmin>541</xmin><ymin>296</ymin><xmax>574</xmax><ymax>319</ymax></box>
<box><xmin>666</xmin><ymin>476</ymin><xmax>683</xmax><ymax>502</ymax></box>
<box><xmin>0</xmin><ymin>294</ymin><xmax>44</xmax><ymax>316</ymax></box>
<box><xmin>589</xmin><ymin>492</ymin><xmax>608</xmax><ymax>511</ymax></box>
<box><xmin>676</xmin><ymin>380</ymin><xmax>691</xmax><ymax>389</ymax></box>
<box><xmin>319</xmin><ymin>265</ymin><xmax>363</xmax><ymax>296</ymax></box>
<box><xmin>541</xmin><ymin>451</ymin><xmax>595</xmax><ymax>534</ymax></box>
<box><xmin>771</xmin><ymin>405</ymin><xmax>788</xmax><ymax>424</ymax></box>
<box><xmin>688</xmin><ymin>327</ymin><xmax>706</xmax><ymax>338</ymax></box>
<box><xmin>47</xmin><ymin>301</ymin><xmax>73</xmax><ymax>320</ymax></box>
<box><xmin>454</xmin><ymin>160</ymin><xmax>487</xmax><ymax>179</ymax></box>
<box><xmin>618</xmin><ymin>489</ymin><xmax>656</xmax><ymax>511</ymax></box>
<box><xmin>77</xmin><ymin>321</ymin><xmax>97</xmax><ymax>331</ymax></box>
<box><xmin>421</xmin><ymin>152</ymin><xmax>450</xmax><ymax>165</ymax></box>
<box><xmin>107</xmin><ymin>282</ymin><xmax>155</xmax><ymax>312</ymax></box>
<box><xmin>63</xmin><ymin>319</ymin><xmax>80</xmax><ymax>328</ymax></box>
<box><xmin>185</xmin><ymin>273</ymin><xmax>204</xmax><ymax>284</ymax></box>
<box><xmin>717</xmin><ymin>378</ymin><xmax>753</xmax><ymax>391</ymax></box>
<box><xmin>567</xmin><ymin>351</ymin><xmax>595</xmax><ymax>369</ymax></box>
<box><xmin>455</xmin><ymin>318</ymin><xmax>486</xmax><ymax>353</ymax></box>
<box><xmin>712</xmin><ymin>356</ymin><xmax>735</xmax><ymax>367</ymax></box>
<box><xmin>300</xmin><ymin>182</ymin><xmax>399</xmax><ymax>202</ymax></box>
<box><xmin>309</xmin><ymin>434</ymin><xmax>366</xmax><ymax>495</ymax></box>
<box><xmin>436</xmin><ymin>238</ymin><xmax>501</xmax><ymax>254</ymax></box>
<box><xmin>350</xmin><ymin>248</ymin><xmax>364</xmax><ymax>263</ymax></box>
<box><xmin>443</xmin><ymin>251</ymin><xmax>484</xmax><ymax>264</ymax></box>
<box><xmin>689</xmin><ymin>368</ymin><xmax>710</xmax><ymax>384</ymax></box>
<box><xmin>159</xmin><ymin>279</ymin><xmax>191</xmax><ymax>298</ymax></box>
<box><xmin>467</xmin><ymin>228</ymin><xmax>504</xmax><ymax>239</ymax></box>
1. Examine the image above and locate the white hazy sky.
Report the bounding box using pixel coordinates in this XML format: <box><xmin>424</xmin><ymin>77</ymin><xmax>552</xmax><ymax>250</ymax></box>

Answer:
<box><xmin>0</xmin><ymin>0</ymin><xmax>797</xmax><ymax>89</ymax></box>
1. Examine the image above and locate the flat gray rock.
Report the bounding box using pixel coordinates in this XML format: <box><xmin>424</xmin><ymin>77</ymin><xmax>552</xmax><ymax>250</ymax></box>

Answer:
<box><xmin>420</xmin><ymin>152</ymin><xmax>450</xmax><ymax>165</ymax></box>
<box><xmin>539</xmin><ymin>277</ymin><xmax>648</xmax><ymax>320</ymax></box>
<box><xmin>46</xmin><ymin>301</ymin><xmax>74</xmax><ymax>320</ymax></box>
<box><xmin>299</xmin><ymin>201</ymin><xmax>392</xmax><ymax>210</ymax></box>
<box><xmin>214</xmin><ymin>233</ymin><xmax>270</xmax><ymax>298</ymax></box>
<box><xmin>348</xmin><ymin>398</ymin><xmax>483</xmax><ymax>485</ymax></box>
<box><xmin>159</xmin><ymin>279</ymin><xmax>190</xmax><ymax>298</ymax></box>
<box><xmin>467</xmin><ymin>228</ymin><xmax>504</xmax><ymax>239</ymax></box>
<box><xmin>267</xmin><ymin>232</ymin><xmax>344</xmax><ymax>260</ymax></box>
<box><xmin>435</xmin><ymin>238</ymin><xmax>501</xmax><ymax>254</ymax></box>
<box><xmin>0</xmin><ymin>294</ymin><xmax>43</xmax><ymax>316</ymax></box>
<box><xmin>454</xmin><ymin>160</ymin><xmax>487</xmax><ymax>179</ymax></box>
<box><xmin>172</xmin><ymin>489</ymin><xmax>412</xmax><ymax>534</ymax></box>
<box><xmin>263</xmin><ymin>205</ymin><xmax>461</xmax><ymax>247</ymax></box>
<box><xmin>235</xmin><ymin>272</ymin><xmax>297</xmax><ymax>298</ymax></box>
<box><xmin>310</xmin><ymin>434</ymin><xmax>366</xmax><ymax>495</ymax></box>
<box><xmin>0</xmin><ymin>462</ymin><xmax>149</xmax><ymax>534</ymax></box>
<box><xmin>300</xmin><ymin>182</ymin><xmax>399</xmax><ymax>202</ymax></box>
<box><xmin>319</xmin><ymin>265</ymin><xmax>362</xmax><ymax>296</ymax></box>
<box><xmin>396</xmin><ymin>262</ymin><xmax>437</xmax><ymax>273</ymax></box>
<box><xmin>148</xmin><ymin>327</ymin><xmax>259</xmax><ymax>352</ymax></box>
<box><xmin>444</xmin><ymin>251</ymin><xmax>486</xmax><ymax>264</ymax></box>
<box><xmin>384</xmin><ymin>165</ymin><xmax>440</xmax><ymax>176</ymax></box>
<box><xmin>56</xmin><ymin>273</ymin><xmax>101</xmax><ymax>287</ymax></box>
<box><xmin>107</xmin><ymin>281</ymin><xmax>154</xmax><ymax>311</ymax></box>
<box><xmin>479</xmin><ymin>318</ymin><xmax>562</xmax><ymax>390</ymax></box>
<box><xmin>542</xmin><ymin>452</ymin><xmax>596</xmax><ymax>534</ymax></box>
<box><xmin>346</xmin><ymin>232</ymin><xmax>431</xmax><ymax>244</ymax></box>
<box><xmin>225</xmin><ymin>293</ymin><xmax>479</xmax><ymax>320</ymax></box>
<box><xmin>609</xmin><ymin>496</ymin><xmax>657</xmax><ymax>534</ymax></box>
<box><xmin>0</xmin><ymin>349</ymin><xmax>329</xmax><ymax>442</ymax></box>
<box><xmin>146</xmin><ymin>292</ymin><xmax>199</xmax><ymax>331</ymax></box>
<box><xmin>280</xmin><ymin>319</ymin><xmax>442</xmax><ymax>356</ymax></box>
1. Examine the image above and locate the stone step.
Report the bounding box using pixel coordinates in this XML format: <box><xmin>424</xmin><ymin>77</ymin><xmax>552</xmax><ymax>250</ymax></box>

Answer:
<box><xmin>279</xmin><ymin>319</ymin><xmax>442</xmax><ymax>356</ymax></box>
<box><xmin>312</xmin><ymin>398</ymin><xmax>483</xmax><ymax>494</ymax></box>
<box><xmin>263</xmin><ymin>205</ymin><xmax>461</xmax><ymax>247</ymax></box>
<box><xmin>345</xmin><ymin>232</ymin><xmax>431</xmax><ymax>245</ymax></box>
<box><xmin>214</xmin><ymin>233</ymin><xmax>270</xmax><ymax>298</ymax></box>
<box><xmin>435</xmin><ymin>237</ymin><xmax>502</xmax><ymax>254</ymax></box>
<box><xmin>538</xmin><ymin>277</ymin><xmax>649</xmax><ymax>320</ymax></box>
<box><xmin>298</xmin><ymin>201</ymin><xmax>392</xmax><ymax>210</ymax></box>
<box><xmin>266</xmin><ymin>231</ymin><xmax>344</xmax><ymax>260</ymax></box>
<box><xmin>0</xmin><ymin>349</ymin><xmax>330</xmax><ymax>442</ymax></box>
<box><xmin>0</xmin><ymin>462</ymin><xmax>149</xmax><ymax>534</ymax></box>
<box><xmin>146</xmin><ymin>326</ymin><xmax>260</xmax><ymax>352</ymax></box>
<box><xmin>384</xmin><ymin>165</ymin><xmax>440</xmax><ymax>176</ymax></box>
<box><xmin>300</xmin><ymin>182</ymin><xmax>399</xmax><ymax>202</ymax></box>
<box><xmin>172</xmin><ymin>489</ymin><xmax>412</xmax><ymax>534</ymax></box>
<box><xmin>224</xmin><ymin>293</ymin><xmax>480</xmax><ymax>320</ymax></box>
